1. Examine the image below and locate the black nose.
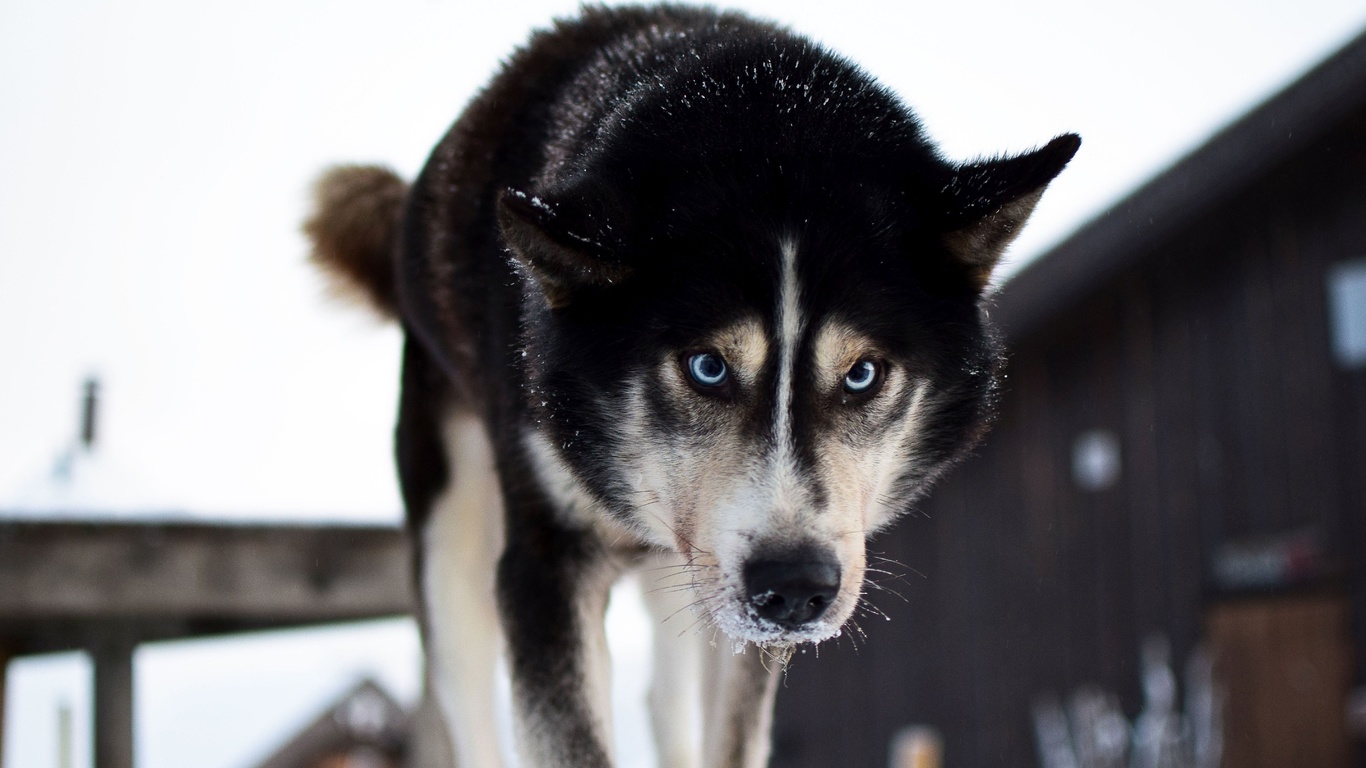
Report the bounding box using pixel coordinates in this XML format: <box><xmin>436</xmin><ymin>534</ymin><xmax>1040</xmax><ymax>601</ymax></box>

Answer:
<box><xmin>743</xmin><ymin>557</ymin><xmax>841</xmax><ymax>628</ymax></box>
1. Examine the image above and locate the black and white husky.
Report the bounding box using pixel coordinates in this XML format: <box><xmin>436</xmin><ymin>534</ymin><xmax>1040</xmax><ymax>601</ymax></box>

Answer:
<box><xmin>307</xmin><ymin>5</ymin><xmax>1077</xmax><ymax>767</ymax></box>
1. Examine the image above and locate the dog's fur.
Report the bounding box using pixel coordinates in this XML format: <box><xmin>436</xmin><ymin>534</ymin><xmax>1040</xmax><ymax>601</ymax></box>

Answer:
<box><xmin>306</xmin><ymin>6</ymin><xmax>1077</xmax><ymax>767</ymax></box>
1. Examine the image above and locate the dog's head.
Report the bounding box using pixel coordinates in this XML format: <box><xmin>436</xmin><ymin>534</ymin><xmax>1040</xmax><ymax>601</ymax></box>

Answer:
<box><xmin>502</xmin><ymin>55</ymin><xmax>1077</xmax><ymax>646</ymax></box>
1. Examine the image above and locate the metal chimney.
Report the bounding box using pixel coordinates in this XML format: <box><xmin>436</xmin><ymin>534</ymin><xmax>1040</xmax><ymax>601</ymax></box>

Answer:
<box><xmin>81</xmin><ymin>377</ymin><xmax>100</xmax><ymax>450</ymax></box>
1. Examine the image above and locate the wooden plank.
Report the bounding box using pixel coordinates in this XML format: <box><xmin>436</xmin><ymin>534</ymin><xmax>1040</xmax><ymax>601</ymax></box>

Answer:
<box><xmin>0</xmin><ymin>521</ymin><xmax>415</xmax><ymax>654</ymax></box>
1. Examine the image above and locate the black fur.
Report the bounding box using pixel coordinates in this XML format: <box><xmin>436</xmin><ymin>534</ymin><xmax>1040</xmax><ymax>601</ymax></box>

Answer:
<box><xmin>397</xmin><ymin>5</ymin><xmax>1072</xmax><ymax>516</ymax></box>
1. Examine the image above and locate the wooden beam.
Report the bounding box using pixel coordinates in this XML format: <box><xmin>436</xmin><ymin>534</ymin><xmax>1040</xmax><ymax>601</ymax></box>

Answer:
<box><xmin>0</xmin><ymin>521</ymin><xmax>416</xmax><ymax>767</ymax></box>
<box><xmin>0</xmin><ymin>521</ymin><xmax>415</xmax><ymax>653</ymax></box>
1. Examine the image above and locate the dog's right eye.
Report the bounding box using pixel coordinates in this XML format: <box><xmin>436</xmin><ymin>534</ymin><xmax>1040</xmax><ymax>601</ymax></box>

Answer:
<box><xmin>686</xmin><ymin>352</ymin><xmax>730</xmax><ymax>388</ymax></box>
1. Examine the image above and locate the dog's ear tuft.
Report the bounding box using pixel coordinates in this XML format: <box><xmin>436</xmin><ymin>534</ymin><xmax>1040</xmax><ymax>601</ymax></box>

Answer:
<box><xmin>498</xmin><ymin>189</ymin><xmax>629</xmax><ymax>310</ymax></box>
<box><xmin>938</xmin><ymin>133</ymin><xmax>1080</xmax><ymax>291</ymax></box>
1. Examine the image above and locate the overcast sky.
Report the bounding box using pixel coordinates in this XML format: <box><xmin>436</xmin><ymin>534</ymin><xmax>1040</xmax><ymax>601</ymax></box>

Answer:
<box><xmin>4</xmin><ymin>1</ymin><xmax>1366</xmax><ymax>767</ymax></box>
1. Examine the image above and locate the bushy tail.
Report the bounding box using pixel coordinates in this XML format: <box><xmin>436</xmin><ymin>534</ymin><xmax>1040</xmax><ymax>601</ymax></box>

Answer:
<box><xmin>304</xmin><ymin>164</ymin><xmax>409</xmax><ymax>319</ymax></box>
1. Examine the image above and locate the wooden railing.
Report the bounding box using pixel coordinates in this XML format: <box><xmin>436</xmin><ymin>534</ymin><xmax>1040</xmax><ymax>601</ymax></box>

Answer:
<box><xmin>0</xmin><ymin>519</ymin><xmax>415</xmax><ymax>768</ymax></box>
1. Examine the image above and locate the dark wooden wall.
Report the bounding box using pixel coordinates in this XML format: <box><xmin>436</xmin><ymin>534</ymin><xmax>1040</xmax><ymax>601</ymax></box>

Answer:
<box><xmin>771</xmin><ymin>107</ymin><xmax>1366</xmax><ymax>768</ymax></box>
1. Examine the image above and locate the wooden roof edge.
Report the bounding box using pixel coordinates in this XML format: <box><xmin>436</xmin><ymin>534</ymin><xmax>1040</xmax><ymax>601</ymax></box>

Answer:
<box><xmin>992</xmin><ymin>25</ymin><xmax>1366</xmax><ymax>341</ymax></box>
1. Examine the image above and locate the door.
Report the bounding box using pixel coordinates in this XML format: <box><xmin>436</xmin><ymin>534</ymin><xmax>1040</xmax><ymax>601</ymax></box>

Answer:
<box><xmin>1207</xmin><ymin>594</ymin><xmax>1354</xmax><ymax>768</ymax></box>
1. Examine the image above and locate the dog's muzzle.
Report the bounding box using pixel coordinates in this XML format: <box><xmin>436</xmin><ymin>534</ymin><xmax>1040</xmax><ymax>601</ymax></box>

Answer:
<box><xmin>742</xmin><ymin>550</ymin><xmax>841</xmax><ymax>629</ymax></box>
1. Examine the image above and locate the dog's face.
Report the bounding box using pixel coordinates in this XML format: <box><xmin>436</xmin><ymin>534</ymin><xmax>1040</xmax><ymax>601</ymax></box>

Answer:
<box><xmin>502</xmin><ymin>107</ymin><xmax>1077</xmax><ymax>646</ymax></box>
<box><xmin>607</xmin><ymin>297</ymin><xmax>954</xmax><ymax>646</ymax></box>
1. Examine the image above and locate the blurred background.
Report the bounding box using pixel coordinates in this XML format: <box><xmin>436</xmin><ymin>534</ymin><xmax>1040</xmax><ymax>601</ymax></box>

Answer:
<box><xmin>3</xmin><ymin>1</ymin><xmax>1366</xmax><ymax>767</ymax></box>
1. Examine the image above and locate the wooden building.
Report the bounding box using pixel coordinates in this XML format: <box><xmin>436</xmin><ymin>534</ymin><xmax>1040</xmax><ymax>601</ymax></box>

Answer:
<box><xmin>253</xmin><ymin>679</ymin><xmax>410</xmax><ymax>768</ymax></box>
<box><xmin>772</xmin><ymin>27</ymin><xmax>1366</xmax><ymax>768</ymax></box>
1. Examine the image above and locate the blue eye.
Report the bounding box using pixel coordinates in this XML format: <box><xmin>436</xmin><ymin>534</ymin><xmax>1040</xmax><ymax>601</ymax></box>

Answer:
<box><xmin>687</xmin><ymin>353</ymin><xmax>729</xmax><ymax>388</ymax></box>
<box><xmin>843</xmin><ymin>360</ymin><xmax>880</xmax><ymax>394</ymax></box>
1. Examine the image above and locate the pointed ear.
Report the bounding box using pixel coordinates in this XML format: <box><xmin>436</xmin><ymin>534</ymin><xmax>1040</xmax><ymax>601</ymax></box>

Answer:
<box><xmin>497</xmin><ymin>189</ymin><xmax>629</xmax><ymax>309</ymax></box>
<box><xmin>940</xmin><ymin>133</ymin><xmax>1080</xmax><ymax>290</ymax></box>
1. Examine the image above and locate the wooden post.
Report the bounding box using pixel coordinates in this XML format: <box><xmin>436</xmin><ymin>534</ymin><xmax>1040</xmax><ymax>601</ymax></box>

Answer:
<box><xmin>92</xmin><ymin>635</ymin><xmax>135</xmax><ymax>768</ymax></box>
<box><xmin>0</xmin><ymin>645</ymin><xmax>10</xmax><ymax>765</ymax></box>
<box><xmin>59</xmin><ymin>701</ymin><xmax>74</xmax><ymax>768</ymax></box>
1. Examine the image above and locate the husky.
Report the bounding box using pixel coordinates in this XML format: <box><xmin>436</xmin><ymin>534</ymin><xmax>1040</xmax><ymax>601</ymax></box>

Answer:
<box><xmin>306</xmin><ymin>5</ymin><xmax>1077</xmax><ymax>767</ymax></box>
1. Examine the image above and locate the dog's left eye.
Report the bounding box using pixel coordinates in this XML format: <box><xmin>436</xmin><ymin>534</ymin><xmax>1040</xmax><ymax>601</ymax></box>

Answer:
<box><xmin>686</xmin><ymin>352</ymin><xmax>730</xmax><ymax>388</ymax></box>
<box><xmin>843</xmin><ymin>360</ymin><xmax>882</xmax><ymax>394</ymax></box>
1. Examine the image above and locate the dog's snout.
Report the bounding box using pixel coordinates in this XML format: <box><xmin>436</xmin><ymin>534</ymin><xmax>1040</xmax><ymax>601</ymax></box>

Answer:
<box><xmin>743</xmin><ymin>557</ymin><xmax>841</xmax><ymax>628</ymax></box>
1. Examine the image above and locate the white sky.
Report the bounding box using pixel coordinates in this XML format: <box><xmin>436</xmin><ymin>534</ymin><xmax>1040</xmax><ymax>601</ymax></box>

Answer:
<box><xmin>3</xmin><ymin>1</ymin><xmax>1366</xmax><ymax>767</ymax></box>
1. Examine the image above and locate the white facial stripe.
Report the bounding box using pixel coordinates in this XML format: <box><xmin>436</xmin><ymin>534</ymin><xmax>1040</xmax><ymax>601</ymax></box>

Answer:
<box><xmin>770</xmin><ymin>237</ymin><xmax>806</xmax><ymax>515</ymax></box>
<box><xmin>774</xmin><ymin>238</ymin><xmax>802</xmax><ymax>449</ymax></box>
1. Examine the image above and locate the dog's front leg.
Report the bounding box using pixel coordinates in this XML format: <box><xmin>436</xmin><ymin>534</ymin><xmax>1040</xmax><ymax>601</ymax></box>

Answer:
<box><xmin>702</xmin><ymin>642</ymin><xmax>783</xmax><ymax>768</ymax></box>
<box><xmin>498</xmin><ymin>518</ymin><xmax>618</xmax><ymax>768</ymax></box>
<box><xmin>642</xmin><ymin>553</ymin><xmax>703</xmax><ymax>768</ymax></box>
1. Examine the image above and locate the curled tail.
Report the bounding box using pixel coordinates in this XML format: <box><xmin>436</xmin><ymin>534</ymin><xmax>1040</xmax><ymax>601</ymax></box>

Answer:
<box><xmin>304</xmin><ymin>164</ymin><xmax>408</xmax><ymax>319</ymax></box>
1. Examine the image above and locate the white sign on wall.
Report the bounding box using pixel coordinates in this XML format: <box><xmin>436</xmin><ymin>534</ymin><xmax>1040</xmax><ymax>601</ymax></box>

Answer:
<box><xmin>1072</xmin><ymin>429</ymin><xmax>1122</xmax><ymax>492</ymax></box>
<box><xmin>1328</xmin><ymin>258</ymin><xmax>1366</xmax><ymax>368</ymax></box>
